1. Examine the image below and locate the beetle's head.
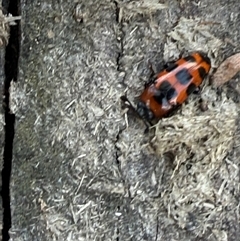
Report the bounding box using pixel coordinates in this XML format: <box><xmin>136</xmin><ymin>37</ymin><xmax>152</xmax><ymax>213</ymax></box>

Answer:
<box><xmin>137</xmin><ymin>101</ymin><xmax>154</xmax><ymax>121</ymax></box>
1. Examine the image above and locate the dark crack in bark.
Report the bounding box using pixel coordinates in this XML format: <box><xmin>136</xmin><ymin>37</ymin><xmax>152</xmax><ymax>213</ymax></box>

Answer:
<box><xmin>1</xmin><ymin>0</ymin><xmax>20</xmax><ymax>240</ymax></box>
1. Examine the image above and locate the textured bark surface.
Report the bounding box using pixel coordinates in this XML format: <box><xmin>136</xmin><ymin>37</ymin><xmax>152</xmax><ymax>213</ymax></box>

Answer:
<box><xmin>0</xmin><ymin>49</ymin><xmax>5</xmax><ymax>241</ymax></box>
<box><xmin>9</xmin><ymin>0</ymin><xmax>240</xmax><ymax>241</ymax></box>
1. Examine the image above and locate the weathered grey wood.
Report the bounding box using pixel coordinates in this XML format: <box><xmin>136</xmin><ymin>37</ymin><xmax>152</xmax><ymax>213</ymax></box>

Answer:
<box><xmin>0</xmin><ymin>50</ymin><xmax>5</xmax><ymax>241</ymax></box>
<box><xmin>10</xmin><ymin>0</ymin><xmax>240</xmax><ymax>240</ymax></box>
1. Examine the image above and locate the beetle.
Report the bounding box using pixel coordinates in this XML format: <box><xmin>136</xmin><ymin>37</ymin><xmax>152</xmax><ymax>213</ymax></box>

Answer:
<box><xmin>122</xmin><ymin>52</ymin><xmax>211</xmax><ymax>124</ymax></box>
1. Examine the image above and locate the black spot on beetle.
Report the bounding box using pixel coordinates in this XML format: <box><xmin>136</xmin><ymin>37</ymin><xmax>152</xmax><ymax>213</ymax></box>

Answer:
<box><xmin>153</xmin><ymin>91</ymin><xmax>165</xmax><ymax>105</ymax></box>
<box><xmin>186</xmin><ymin>83</ymin><xmax>197</xmax><ymax>95</ymax></box>
<box><xmin>158</xmin><ymin>80</ymin><xmax>172</xmax><ymax>92</ymax></box>
<box><xmin>183</xmin><ymin>55</ymin><xmax>196</xmax><ymax>62</ymax></box>
<box><xmin>165</xmin><ymin>62</ymin><xmax>178</xmax><ymax>72</ymax></box>
<box><xmin>198</xmin><ymin>52</ymin><xmax>211</xmax><ymax>65</ymax></box>
<box><xmin>198</xmin><ymin>67</ymin><xmax>207</xmax><ymax>79</ymax></box>
<box><xmin>154</xmin><ymin>80</ymin><xmax>178</xmax><ymax>104</ymax></box>
<box><xmin>166</xmin><ymin>87</ymin><xmax>178</xmax><ymax>101</ymax></box>
<box><xmin>176</xmin><ymin>68</ymin><xmax>192</xmax><ymax>85</ymax></box>
<box><xmin>204</xmin><ymin>56</ymin><xmax>211</xmax><ymax>65</ymax></box>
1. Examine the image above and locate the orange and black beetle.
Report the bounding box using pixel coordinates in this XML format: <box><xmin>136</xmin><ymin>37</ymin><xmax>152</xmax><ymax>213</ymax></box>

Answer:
<box><xmin>122</xmin><ymin>52</ymin><xmax>211</xmax><ymax>122</ymax></box>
